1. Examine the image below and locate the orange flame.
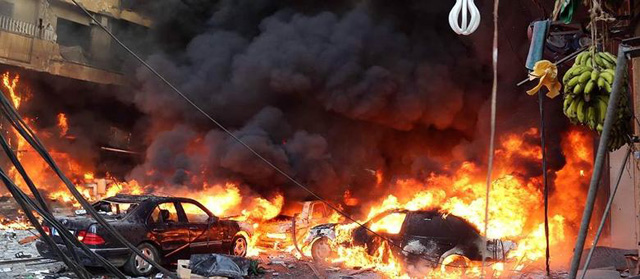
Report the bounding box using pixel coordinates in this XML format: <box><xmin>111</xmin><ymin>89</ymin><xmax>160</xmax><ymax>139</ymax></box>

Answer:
<box><xmin>2</xmin><ymin>72</ymin><xmax>21</xmax><ymax>108</ymax></box>
<box><xmin>323</xmin><ymin>128</ymin><xmax>592</xmax><ymax>278</ymax></box>
<box><xmin>57</xmin><ymin>113</ymin><xmax>69</xmax><ymax>137</ymax></box>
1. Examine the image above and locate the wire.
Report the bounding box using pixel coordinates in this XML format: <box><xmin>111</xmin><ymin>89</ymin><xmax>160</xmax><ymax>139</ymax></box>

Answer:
<box><xmin>481</xmin><ymin>0</ymin><xmax>499</xmax><ymax>276</ymax></box>
<box><xmin>0</xmin><ymin>132</ymin><xmax>129</xmax><ymax>279</ymax></box>
<box><xmin>65</xmin><ymin>0</ymin><xmax>498</xmax><ymax>269</ymax></box>
<box><xmin>0</xmin><ymin>170</ymin><xmax>91</xmax><ymax>279</ymax></box>
<box><xmin>0</xmin><ymin>91</ymin><xmax>176</xmax><ymax>278</ymax></box>
<box><xmin>538</xmin><ymin>81</ymin><xmax>551</xmax><ymax>276</ymax></box>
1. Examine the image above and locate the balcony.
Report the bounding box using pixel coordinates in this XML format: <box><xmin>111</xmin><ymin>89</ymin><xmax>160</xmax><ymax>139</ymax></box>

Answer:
<box><xmin>0</xmin><ymin>15</ymin><xmax>124</xmax><ymax>85</ymax></box>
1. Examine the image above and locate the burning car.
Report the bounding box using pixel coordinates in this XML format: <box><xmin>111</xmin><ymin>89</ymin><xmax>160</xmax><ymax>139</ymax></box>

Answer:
<box><xmin>306</xmin><ymin>209</ymin><xmax>515</xmax><ymax>269</ymax></box>
<box><xmin>254</xmin><ymin>200</ymin><xmax>339</xmax><ymax>251</ymax></box>
<box><xmin>35</xmin><ymin>194</ymin><xmax>250</xmax><ymax>276</ymax></box>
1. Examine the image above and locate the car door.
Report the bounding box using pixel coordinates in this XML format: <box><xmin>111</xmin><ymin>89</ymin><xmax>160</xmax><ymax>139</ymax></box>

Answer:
<box><xmin>401</xmin><ymin>212</ymin><xmax>457</xmax><ymax>260</ymax></box>
<box><xmin>146</xmin><ymin>202</ymin><xmax>191</xmax><ymax>260</ymax></box>
<box><xmin>178</xmin><ymin>201</ymin><xmax>224</xmax><ymax>254</ymax></box>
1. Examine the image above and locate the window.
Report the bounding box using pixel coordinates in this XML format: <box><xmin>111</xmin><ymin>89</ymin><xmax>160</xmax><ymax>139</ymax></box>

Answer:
<box><xmin>0</xmin><ymin>1</ymin><xmax>13</xmax><ymax>17</ymax></box>
<box><xmin>94</xmin><ymin>201</ymin><xmax>138</xmax><ymax>216</ymax></box>
<box><xmin>148</xmin><ymin>206</ymin><xmax>161</xmax><ymax>224</ymax></box>
<box><xmin>311</xmin><ymin>204</ymin><xmax>326</xmax><ymax>219</ymax></box>
<box><xmin>56</xmin><ymin>18</ymin><xmax>90</xmax><ymax>51</ymax></box>
<box><xmin>158</xmin><ymin>202</ymin><xmax>179</xmax><ymax>223</ymax></box>
<box><xmin>369</xmin><ymin>213</ymin><xmax>406</xmax><ymax>235</ymax></box>
<box><xmin>181</xmin><ymin>202</ymin><xmax>210</xmax><ymax>223</ymax></box>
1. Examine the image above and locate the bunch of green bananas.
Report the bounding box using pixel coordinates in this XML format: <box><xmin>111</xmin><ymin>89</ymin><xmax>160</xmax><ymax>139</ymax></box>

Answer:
<box><xmin>562</xmin><ymin>49</ymin><xmax>632</xmax><ymax>151</ymax></box>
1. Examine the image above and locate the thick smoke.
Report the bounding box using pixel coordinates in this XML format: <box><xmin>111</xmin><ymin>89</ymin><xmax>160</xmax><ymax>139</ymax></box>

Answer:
<box><xmin>116</xmin><ymin>0</ymin><xmax>562</xmax><ymax>205</ymax></box>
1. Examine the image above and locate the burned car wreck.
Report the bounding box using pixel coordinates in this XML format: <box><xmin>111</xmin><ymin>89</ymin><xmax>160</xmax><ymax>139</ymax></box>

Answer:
<box><xmin>35</xmin><ymin>194</ymin><xmax>250</xmax><ymax>276</ymax></box>
<box><xmin>306</xmin><ymin>209</ymin><xmax>515</xmax><ymax>267</ymax></box>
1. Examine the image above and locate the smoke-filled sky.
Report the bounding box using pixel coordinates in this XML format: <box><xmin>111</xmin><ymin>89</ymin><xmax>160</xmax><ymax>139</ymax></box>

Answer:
<box><xmin>111</xmin><ymin>0</ymin><xmax>566</xmax><ymax>202</ymax></box>
<box><xmin>5</xmin><ymin>0</ymin><xmax>569</xmax><ymax>205</ymax></box>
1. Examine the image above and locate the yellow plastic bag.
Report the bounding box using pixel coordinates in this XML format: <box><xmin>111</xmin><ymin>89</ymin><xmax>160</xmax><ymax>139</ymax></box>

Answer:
<box><xmin>527</xmin><ymin>60</ymin><xmax>561</xmax><ymax>99</ymax></box>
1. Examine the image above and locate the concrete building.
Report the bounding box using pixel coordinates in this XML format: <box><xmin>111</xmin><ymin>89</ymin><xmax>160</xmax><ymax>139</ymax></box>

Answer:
<box><xmin>0</xmin><ymin>0</ymin><xmax>152</xmax><ymax>85</ymax></box>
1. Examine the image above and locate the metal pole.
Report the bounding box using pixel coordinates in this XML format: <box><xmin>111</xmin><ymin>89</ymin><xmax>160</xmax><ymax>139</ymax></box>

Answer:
<box><xmin>568</xmin><ymin>45</ymin><xmax>629</xmax><ymax>279</ymax></box>
<box><xmin>579</xmin><ymin>147</ymin><xmax>632</xmax><ymax>279</ymax></box>
<box><xmin>538</xmin><ymin>89</ymin><xmax>551</xmax><ymax>276</ymax></box>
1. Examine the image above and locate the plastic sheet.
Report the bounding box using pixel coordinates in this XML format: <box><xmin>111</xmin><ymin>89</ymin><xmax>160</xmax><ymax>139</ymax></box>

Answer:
<box><xmin>189</xmin><ymin>254</ymin><xmax>250</xmax><ymax>279</ymax></box>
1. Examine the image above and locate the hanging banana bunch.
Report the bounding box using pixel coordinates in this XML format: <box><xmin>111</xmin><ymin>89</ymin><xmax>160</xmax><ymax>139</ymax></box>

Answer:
<box><xmin>561</xmin><ymin>47</ymin><xmax>632</xmax><ymax>151</ymax></box>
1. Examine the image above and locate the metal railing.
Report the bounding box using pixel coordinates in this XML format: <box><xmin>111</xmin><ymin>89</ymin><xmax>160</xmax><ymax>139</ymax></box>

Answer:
<box><xmin>0</xmin><ymin>15</ymin><xmax>56</xmax><ymax>42</ymax></box>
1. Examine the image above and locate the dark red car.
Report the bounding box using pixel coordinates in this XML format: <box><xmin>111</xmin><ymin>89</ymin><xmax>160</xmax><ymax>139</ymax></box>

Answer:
<box><xmin>36</xmin><ymin>194</ymin><xmax>249</xmax><ymax>276</ymax></box>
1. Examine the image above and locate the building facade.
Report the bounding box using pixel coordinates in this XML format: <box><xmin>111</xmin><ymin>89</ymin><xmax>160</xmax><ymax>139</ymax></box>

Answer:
<box><xmin>0</xmin><ymin>0</ymin><xmax>151</xmax><ymax>85</ymax></box>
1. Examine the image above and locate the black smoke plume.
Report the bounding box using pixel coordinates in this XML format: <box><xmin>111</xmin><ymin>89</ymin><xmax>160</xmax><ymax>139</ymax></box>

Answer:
<box><xmin>114</xmin><ymin>0</ymin><xmax>566</xmax><ymax>206</ymax></box>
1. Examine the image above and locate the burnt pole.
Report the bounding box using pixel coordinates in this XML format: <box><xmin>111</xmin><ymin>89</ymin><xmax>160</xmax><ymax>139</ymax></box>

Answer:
<box><xmin>568</xmin><ymin>44</ymin><xmax>629</xmax><ymax>279</ymax></box>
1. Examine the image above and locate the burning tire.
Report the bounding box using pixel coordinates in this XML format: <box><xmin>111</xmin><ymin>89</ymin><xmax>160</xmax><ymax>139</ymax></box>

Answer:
<box><xmin>311</xmin><ymin>237</ymin><xmax>333</xmax><ymax>264</ymax></box>
<box><xmin>231</xmin><ymin>235</ymin><xmax>248</xmax><ymax>257</ymax></box>
<box><xmin>123</xmin><ymin>243</ymin><xmax>159</xmax><ymax>276</ymax></box>
<box><xmin>439</xmin><ymin>254</ymin><xmax>470</xmax><ymax>274</ymax></box>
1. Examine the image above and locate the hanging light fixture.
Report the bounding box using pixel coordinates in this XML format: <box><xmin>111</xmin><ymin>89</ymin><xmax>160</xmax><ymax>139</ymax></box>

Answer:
<box><xmin>448</xmin><ymin>0</ymin><xmax>481</xmax><ymax>35</ymax></box>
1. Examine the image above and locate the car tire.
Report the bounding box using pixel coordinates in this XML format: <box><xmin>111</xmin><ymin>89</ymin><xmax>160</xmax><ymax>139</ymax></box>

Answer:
<box><xmin>231</xmin><ymin>236</ymin><xmax>248</xmax><ymax>257</ymax></box>
<box><xmin>123</xmin><ymin>243</ymin><xmax>160</xmax><ymax>277</ymax></box>
<box><xmin>311</xmin><ymin>237</ymin><xmax>333</xmax><ymax>265</ymax></box>
<box><xmin>439</xmin><ymin>254</ymin><xmax>470</xmax><ymax>274</ymax></box>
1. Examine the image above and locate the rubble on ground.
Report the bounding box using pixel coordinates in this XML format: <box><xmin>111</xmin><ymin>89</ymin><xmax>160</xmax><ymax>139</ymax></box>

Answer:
<box><xmin>0</xmin><ymin>227</ymin><xmax>633</xmax><ymax>279</ymax></box>
<box><xmin>0</xmin><ymin>229</ymin><xmax>67</xmax><ymax>279</ymax></box>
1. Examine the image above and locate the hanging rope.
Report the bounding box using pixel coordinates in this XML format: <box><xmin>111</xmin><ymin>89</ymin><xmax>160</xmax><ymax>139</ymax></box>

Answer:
<box><xmin>539</xmin><ymin>87</ymin><xmax>551</xmax><ymax>276</ymax></box>
<box><xmin>482</xmin><ymin>0</ymin><xmax>499</xmax><ymax>276</ymax></box>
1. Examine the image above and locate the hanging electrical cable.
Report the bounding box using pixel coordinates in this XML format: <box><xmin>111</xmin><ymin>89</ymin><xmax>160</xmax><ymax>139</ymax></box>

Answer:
<box><xmin>0</xmin><ymin>167</ymin><xmax>91</xmax><ymax>279</ymax></box>
<box><xmin>18</xmin><ymin>0</ymin><xmax>507</xmax><ymax>272</ymax></box>
<box><xmin>0</xmin><ymin>91</ymin><xmax>176</xmax><ymax>278</ymax></box>
<box><xmin>0</xmin><ymin>132</ymin><xmax>129</xmax><ymax>279</ymax></box>
<box><xmin>62</xmin><ymin>0</ymin><xmax>470</xmax><ymax>268</ymax></box>
<box><xmin>449</xmin><ymin>0</ymin><xmax>481</xmax><ymax>35</ymax></box>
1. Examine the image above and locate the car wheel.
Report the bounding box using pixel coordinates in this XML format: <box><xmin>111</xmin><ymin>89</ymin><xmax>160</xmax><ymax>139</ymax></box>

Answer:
<box><xmin>311</xmin><ymin>237</ymin><xmax>333</xmax><ymax>264</ymax></box>
<box><xmin>231</xmin><ymin>236</ymin><xmax>248</xmax><ymax>257</ymax></box>
<box><xmin>439</xmin><ymin>254</ymin><xmax>470</xmax><ymax>274</ymax></box>
<box><xmin>407</xmin><ymin>258</ymin><xmax>435</xmax><ymax>278</ymax></box>
<box><xmin>124</xmin><ymin>243</ymin><xmax>159</xmax><ymax>277</ymax></box>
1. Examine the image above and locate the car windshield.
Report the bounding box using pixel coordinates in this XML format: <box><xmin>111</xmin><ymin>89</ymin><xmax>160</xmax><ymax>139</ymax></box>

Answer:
<box><xmin>93</xmin><ymin>200</ymin><xmax>139</xmax><ymax>218</ymax></box>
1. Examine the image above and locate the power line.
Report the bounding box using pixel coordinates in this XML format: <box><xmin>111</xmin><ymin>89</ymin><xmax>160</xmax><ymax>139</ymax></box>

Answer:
<box><xmin>67</xmin><ymin>0</ymin><xmax>499</xmax><ymax>269</ymax></box>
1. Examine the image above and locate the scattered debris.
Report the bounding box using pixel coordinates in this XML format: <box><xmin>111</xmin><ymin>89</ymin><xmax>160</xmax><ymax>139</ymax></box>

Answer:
<box><xmin>18</xmin><ymin>236</ymin><xmax>39</xmax><ymax>245</ymax></box>
<box><xmin>348</xmin><ymin>267</ymin><xmax>374</xmax><ymax>276</ymax></box>
<box><xmin>15</xmin><ymin>252</ymin><xmax>32</xmax><ymax>259</ymax></box>
<box><xmin>304</xmin><ymin>262</ymin><xmax>325</xmax><ymax>279</ymax></box>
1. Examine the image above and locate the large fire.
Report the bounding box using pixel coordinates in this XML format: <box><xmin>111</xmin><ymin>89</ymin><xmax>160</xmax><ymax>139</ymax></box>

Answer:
<box><xmin>0</xmin><ymin>72</ymin><xmax>596</xmax><ymax>278</ymax></box>
<box><xmin>321</xmin><ymin>127</ymin><xmax>592</xmax><ymax>278</ymax></box>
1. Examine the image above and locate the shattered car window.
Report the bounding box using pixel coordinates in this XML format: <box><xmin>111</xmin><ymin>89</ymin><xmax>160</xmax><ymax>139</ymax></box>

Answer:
<box><xmin>369</xmin><ymin>212</ymin><xmax>407</xmax><ymax>234</ymax></box>
<box><xmin>158</xmin><ymin>202</ymin><xmax>179</xmax><ymax>223</ymax></box>
<box><xmin>148</xmin><ymin>206</ymin><xmax>162</xmax><ymax>224</ymax></box>
<box><xmin>93</xmin><ymin>201</ymin><xmax>138</xmax><ymax>218</ymax></box>
<box><xmin>181</xmin><ymin>202</ymin><xmax>210</xmax><ymax>223</ymax></box>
